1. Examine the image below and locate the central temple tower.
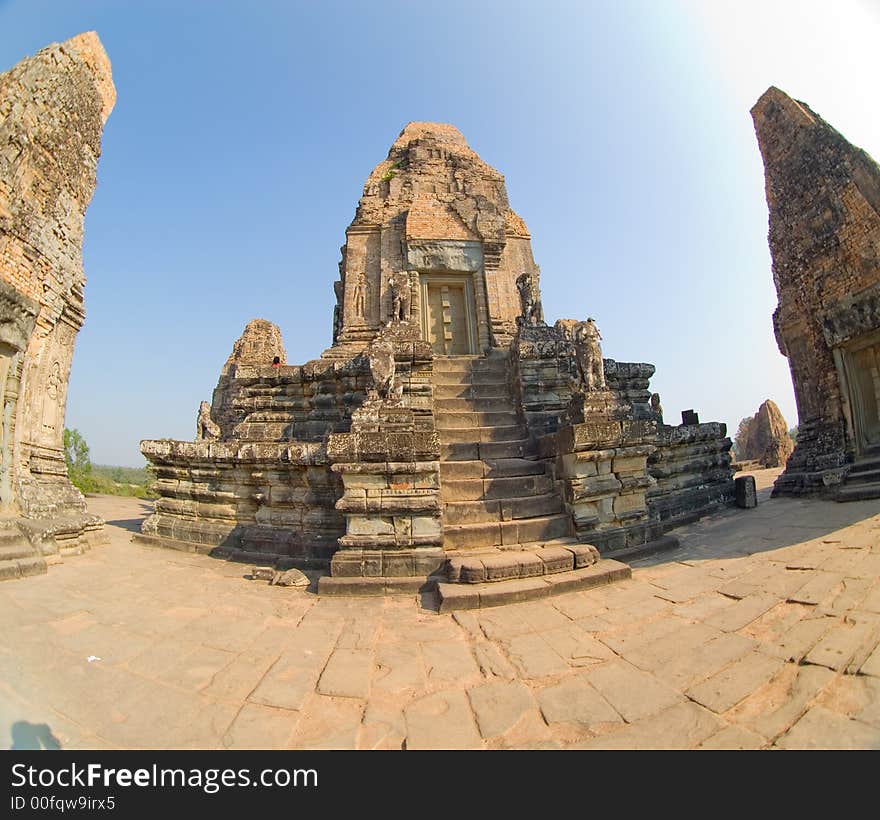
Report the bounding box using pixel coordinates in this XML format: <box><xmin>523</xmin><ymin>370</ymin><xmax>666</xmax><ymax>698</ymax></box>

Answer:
<box><xmin>330</xmin><ymin>122</ymin><xmax>538</xmax><ymax>355</ymax></box>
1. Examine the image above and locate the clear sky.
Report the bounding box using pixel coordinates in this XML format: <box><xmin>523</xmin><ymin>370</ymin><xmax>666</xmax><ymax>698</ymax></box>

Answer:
<box><xmin>1</xmin><ymin>0</ymin><xmax>879</xmax><ymax>466</ymax></box>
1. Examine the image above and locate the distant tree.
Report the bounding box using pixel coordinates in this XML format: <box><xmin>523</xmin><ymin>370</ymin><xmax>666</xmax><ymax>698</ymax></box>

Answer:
<box><xmin>63</xmin><ymin>428</ymin><xmax>91</xmax><ymax>473</ymax></box>
<box><xmin>789</xmin><ymin>425</ymin><xmax>798</xmax><ymax>443</ymax></box>
<box><xmin>63</xmin><ymin>428</ymin><xmax>93</xmax><ymax>491</ymax></box>
<box><xmin>733</xmin><ymin>416</ymin><xmax>753</xmax><ymax>460</ymax></box>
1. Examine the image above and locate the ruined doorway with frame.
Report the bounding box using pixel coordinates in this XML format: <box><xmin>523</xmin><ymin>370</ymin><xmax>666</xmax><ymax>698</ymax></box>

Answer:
<box><xmin>419</xmin><ymin>273</ymin><xmax>478</xmax><ymax>356</ymax></box>
<box><xmin>842</xmin><ymin>328</ymin><xmax>880</xmax><ymax>457</ymax></box>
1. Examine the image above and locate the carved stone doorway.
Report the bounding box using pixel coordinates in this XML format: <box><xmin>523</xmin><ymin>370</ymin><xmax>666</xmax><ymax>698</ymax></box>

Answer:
<box><xmin>419</xmin><ymin>274</ymin><xmax>478</xmax><ymax>356</ymax></box>
<box><xmin>842</xmin><ymin>330</ymin><xmax>880</xmax><ymax>456</ymax></box>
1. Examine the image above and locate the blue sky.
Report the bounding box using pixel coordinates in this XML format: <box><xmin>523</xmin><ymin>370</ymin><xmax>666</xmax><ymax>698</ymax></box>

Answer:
<box><xmin>1</xmin><ymin>1</ymin><xmax>878</xmax><ymax>466</ymax></box>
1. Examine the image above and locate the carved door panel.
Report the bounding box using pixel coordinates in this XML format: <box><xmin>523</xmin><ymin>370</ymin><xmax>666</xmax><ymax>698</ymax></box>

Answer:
<box><xmin>421</xmin><ymin>275</ymin><xmax>477</xmax><ymax>356</ymax></box>
<box><xmin>848</xmin><ymin>341</ymin><xmax>880</xmax><ymax>454</ymax></box>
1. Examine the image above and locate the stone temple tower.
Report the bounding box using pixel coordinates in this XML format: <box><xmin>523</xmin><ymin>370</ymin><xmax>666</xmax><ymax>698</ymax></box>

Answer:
<box><xmin>752</xmin><ymin>87</ymin><xmax>880</xmax><ymax>501</ymax></box>
<box><xmin>329</xmin><ymin>122</ymin><xmax>539</xmax><ymax>356</ymax></box>
<box><xmin>141</xmin><ymin>122</ymin><xmax>734</xmax><ymax>609</ymax></box>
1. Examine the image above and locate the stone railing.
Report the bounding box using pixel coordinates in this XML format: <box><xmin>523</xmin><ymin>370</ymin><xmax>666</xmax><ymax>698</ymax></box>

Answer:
<box><xmin>139</xmin><ymin>439</ymin><xmax>343</xmax><ymax>566</ymax></box>
<box><xmin>647</xmin><ymin>422</ymin><xmax>735</xmax><ymax>525</ymax></box>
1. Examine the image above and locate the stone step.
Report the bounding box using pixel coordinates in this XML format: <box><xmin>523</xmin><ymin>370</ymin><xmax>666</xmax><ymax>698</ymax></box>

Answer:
<box><xmin>431</xmin><ymin>371</ymin><xmax>510</xmax><ymax>387</ymax></box>
<box><xmin>443</xmin><ymin>492</ymin><xmax>563</xmax><ymax>525</ymax></box>
<box><xmin>834</xmin><ymin>483</ymin><xmax>880</xmax><ymax>502</ymax></box>
<box><xmin>0</xmin><ymin>526</ymin><xmax>24</xmax><ymax>543</ymax></box>
<box><xmin>845</xmin><ymin>467</ymin><xmax>880</xmax><ymax>482</ymax></box>
<box><xmin>0</xmin><ymin>542</ymin><xmax>37</xmax><ymax>561</ymax></box>
<box><xmin>437</xmin><ymin>559</ymin><xmax>631</xmax><ymax>611</ymax></box>
<box><xmin>439</xmin><ymin>425</ymin><xmax>528</xmax><ymax>444</ymax></box>
<box><xmin>433</xmin><ymin>385</ymin><xmax>511</xmax><ymax>401</ymax></box>
<box><xmin>848</xmin><ymin>457</ymin><xmax>880</xmax><ymax>477</ymax></box>
<box><xmin>443</xmin><ymin>514</ymin><xmax>572</xmax><ymax>550</ymax></box>
<box><xmin>441</xmin><ymin>439</ymin><xmax>534</xmax><ymax>461</ymax></box>
<box><xmin>441</xmin><ymin>473</ymin><xmax>555</xmax><ymax>502</ymax></box>
<box><xmin>434</xmin><ymin>398</ymin><xmax>515</xmax><ymax>413</ymax></box>
<box><xmin>432</xmin><ymin>356</ymin><xmax>508</xmax><ymax>373</ymax></box>
<box><xmin>0</xmin><ymin>555</ymin><xmax>47</xmax><ymax>581</ymax></box>
<box><xmin>440</xmin><ymin>458</ymin><xmax>547</xmax><ymax>480</ymax></box>
<box><xmin>447</xmin><ymin>539</ymin><xmax>593</xmax><ymax>581</ymax></box>
<box><xmin>435</xmin><ymin>411</ymin><xmax>520</xmax><ymax>429</ymax></box>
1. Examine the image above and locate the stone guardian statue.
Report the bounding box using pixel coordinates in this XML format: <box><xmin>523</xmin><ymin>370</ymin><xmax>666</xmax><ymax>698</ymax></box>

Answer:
<box><xmin>368</xmin><ymin>337</ymin><xmax>396</xmax><ymax>400</ymax></box>
<box><xmin>196</xmin><ymin>401</ymin><xmax>220</xmax><ymax>440</ymax></box>
<box><xmin>387</xmin><ymin>272</ymin><xmax>411</xmax><ymax>324</ymax></box>
<box><xmin>516</xmin><ymin>271</ymin><xmax>544</xmax><ymax>327</ymax></box>
<box><xmin>573</xmin><ymin>318</ymin><xmax>605</xmax><ymax>391</ymax></box>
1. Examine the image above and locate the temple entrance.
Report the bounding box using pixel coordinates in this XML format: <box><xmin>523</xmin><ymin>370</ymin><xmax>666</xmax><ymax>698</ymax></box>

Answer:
<box><xmin>419</xmin><ymin>274</ymin><xmax>478</xmax><ymax>355</ymax></box>
<box><xmin>842</xmin><ymin>330</ymin><xmax>880</xmax><ymax>455</ymax></box>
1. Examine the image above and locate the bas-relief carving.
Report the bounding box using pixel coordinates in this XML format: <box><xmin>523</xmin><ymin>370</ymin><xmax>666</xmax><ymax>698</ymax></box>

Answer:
<box><xmin>352</xmin><ymin>271</ymin><xmax>367</xmax><ymax>320</ymax></box>
<box><xmin>405</xmin><ymin>240</ymin><xmax>482</xmax><ymax>272</ymax></box>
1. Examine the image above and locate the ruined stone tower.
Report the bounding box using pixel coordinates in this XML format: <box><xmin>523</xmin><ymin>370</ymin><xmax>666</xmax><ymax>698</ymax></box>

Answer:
<box><xmin>141</xmin><ymin>123</ymin><xmax>734</xmax><ymax>608</ymax></box>
<box><xmin>752</xmin><ymin>88</ymin><xmax>880</xmax><ymax>500</ymax></box>
<box><xmin>329</xmin><ymin>121</ymin><xmax>538</xmax><ymax>356</ymax></box>
<box><xmin>0</xmin><ymin>33</ymin><xmax>114</xmax><ymax>578</ymax></box>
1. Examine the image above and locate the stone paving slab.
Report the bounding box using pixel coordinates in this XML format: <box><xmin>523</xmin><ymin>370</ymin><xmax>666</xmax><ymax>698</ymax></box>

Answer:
<box><xmin>1</xmin><ymin>478</ymin><xmax>879</xmax><ymax>749</ymax></box>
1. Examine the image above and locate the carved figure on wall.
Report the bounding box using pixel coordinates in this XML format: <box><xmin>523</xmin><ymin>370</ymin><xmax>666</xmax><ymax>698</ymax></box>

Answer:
<box><xmin>368</xmin><ymin>337</ymin><xmax>396</xmax><ymax>400</ymax></box>
<box><xmin>353</xmin><ymin>271</ymin><xmax>367</xmax><ymax>320</ymax></box>
<box><xmin>387</xmin><ymin>272</ymin><xmax>411</xmax><ymax>324</ymax></box>
<box><xmin>650</xmin><ymin>392</ymin><xmax>663</xmax><ymax>423</ymax></box>
<box><xmin>516</xmin><ymin>271</ymin><xmax>544</xmax><ymax>327</ymax></box>
<box><xmin>332</xmin><ymin>304</ymin><xmax>342</xmax><ymax>342</ymax></box>
<box><xmin>196</xmin><ymin>401</ymin><xmax>220</xmax><ymax>440</ymax></box>
<box><xmin>573</xmin><ymin>318</ymin><xmax>605</xmax><ymax>391</ymax></box>
<box><xmin>42</xmin><ymin>360</ymin><xmax>63</xmax><ymax>434</ymax></box>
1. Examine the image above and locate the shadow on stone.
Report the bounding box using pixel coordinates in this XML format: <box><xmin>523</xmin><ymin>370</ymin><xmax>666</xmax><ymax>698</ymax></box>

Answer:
<box><xmin>10</xmin><ymin>721</ymin><xmax>61</xmax><ymax>750</ymax></box>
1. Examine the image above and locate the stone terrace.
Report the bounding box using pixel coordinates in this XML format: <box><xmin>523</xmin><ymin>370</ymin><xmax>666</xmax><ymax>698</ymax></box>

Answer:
<box><xmin>1</xmin><ymin>470</ymin><xmax>879</xmax><ymax>750</ymax></box>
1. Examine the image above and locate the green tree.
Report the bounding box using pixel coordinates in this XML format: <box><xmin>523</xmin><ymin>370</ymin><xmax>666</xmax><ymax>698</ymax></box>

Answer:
<box><xmin>63</xmin><ymin>428</ymin><xmax>92</xmax><ymax>491</ymax></box>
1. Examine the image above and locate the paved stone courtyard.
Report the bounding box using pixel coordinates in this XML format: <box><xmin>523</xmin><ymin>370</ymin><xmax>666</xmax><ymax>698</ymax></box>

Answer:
<box><xmin>2</xmin><ymin>469</ymin><xmax>879</xmax><ymax>750</ymax></box>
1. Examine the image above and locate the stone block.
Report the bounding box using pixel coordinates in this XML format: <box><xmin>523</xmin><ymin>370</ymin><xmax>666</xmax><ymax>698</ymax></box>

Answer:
<box><xmin>612</xmin><ymin>454</ymin><xmax>646</xmax><ymax>474</ymax></box>
<box><xmin>362</xmin><ymin>550</ymin><xmax>383</xmax><ymax>577</ymax></box>
<box><xmin>383</xmin><ymin>552</ymin><xmax>415</xmax><ymax>577</ymax></box>
<box><xmin>735</xmin><ymin>475</ymin><xmax>757</xmax><ymax>508</ymax></box>
<box><xmin>516</xmin><ymin>551</ymin><xmax>545</xmax><ymax>578</ymax></box>
<box><xmin>478</xmin><ymin>577</ymin><xmax>550</xmax><ymax>608</ymax></box>
<box><xmin>481</xmin><ymin>554</ymin><xmax>522</xmax><ymax>582</ymax></box>
<box><xmin>565</xmin><ymin>542</ymin><xmax>600</xmax><ymax>568</ymax></box>
<box><xmin>347</xmin><ymin>515</ymin><xmax>394</xmax><ymax>536</ymax></box>
<box><xmin>613</xmin><ymin>492</ymin><xmax>646</xmax><ymax>517</ymax></box>
<box><xmin>535</xmin><ymin>546</ymin><xmax>574</xmax><ymax>574</ymax></box>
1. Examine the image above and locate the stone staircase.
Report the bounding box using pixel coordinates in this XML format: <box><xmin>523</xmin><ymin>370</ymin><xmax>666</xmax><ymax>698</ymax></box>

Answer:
<box><xmin>431</xmin><ymin>353</ymin><xmax>632</xmax><ymax>610</ymax></box>
<box><xmin>833</xmin><ymin>456</ymin><xmax>880</xmax><ymax>502</ymax></box>
<box><xmin>0</xmin><ymin>519</ymin><xmax>46</xmax><ymax>581</ymax></box>
<box><xmin>433</xmin><ymin>353</ymin><xmax>571</xmax><ymax>551</ymax></box>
